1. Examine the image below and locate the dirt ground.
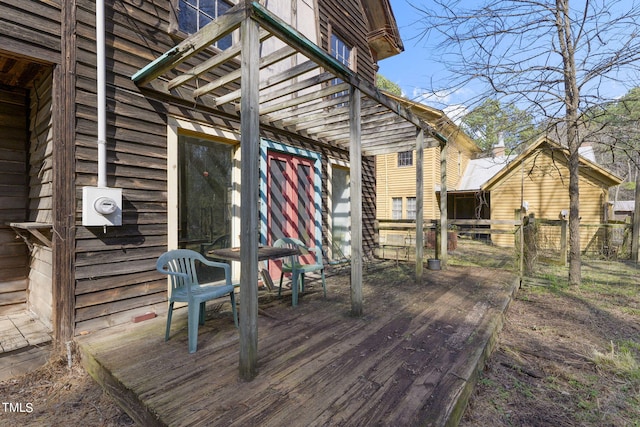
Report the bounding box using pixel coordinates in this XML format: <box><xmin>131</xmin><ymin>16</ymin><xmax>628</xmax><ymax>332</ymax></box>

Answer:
<box><xmin>1</xmin><ymin>240</ymin><xmax>638</xmax><ymax>426</ymax></box>
<box><xmin>459</xmin><ymin>260</ymin><xmax>640</xmax><ymax>426</ymax></box>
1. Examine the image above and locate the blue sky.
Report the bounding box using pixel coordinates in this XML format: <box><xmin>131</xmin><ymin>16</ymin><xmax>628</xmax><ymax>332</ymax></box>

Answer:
<box><xmin>378</xmin><ymin>0</ymin><xmax>470</xmax><ymax>119</ymax></box>
<box><xmin>378</xmin><ymin>0</ymin><xmax>637</xmax><ymax>122</ymax></box>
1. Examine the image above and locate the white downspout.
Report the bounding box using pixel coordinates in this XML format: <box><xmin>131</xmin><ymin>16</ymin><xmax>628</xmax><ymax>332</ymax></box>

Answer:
<box><xmin>96</xmin><ymin>0</ymin><xmax>107</xmax><ymax>188</ymax></box>
<box><xmin>82</xmin><ymin>0</ymin><xmax>121</xmax><ymax>228</ymax></box>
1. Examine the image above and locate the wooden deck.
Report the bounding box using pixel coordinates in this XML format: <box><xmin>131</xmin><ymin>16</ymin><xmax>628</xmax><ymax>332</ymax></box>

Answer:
<box><xmin>78</xmin><ymin>263</ymin><xmax>519</xmax><ymax>426</ymax></box>
<box><xmin>0</xmin><ymin>312</ymin><xmax>52</xmax><ymax>381</ymax></box>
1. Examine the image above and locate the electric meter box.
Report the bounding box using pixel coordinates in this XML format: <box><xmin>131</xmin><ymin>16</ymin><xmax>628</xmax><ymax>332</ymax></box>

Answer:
<box><xmin>82</xmin><ymin>186</ymin><xmax>122</xmax><ymax>226</ymax></box>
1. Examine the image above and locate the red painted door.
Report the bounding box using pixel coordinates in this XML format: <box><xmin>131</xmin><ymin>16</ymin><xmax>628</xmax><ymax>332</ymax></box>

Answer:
<box><xmin>267</xmin><ymin>151</ymin><xmax>316</xmax><ymax>277</ymax></box>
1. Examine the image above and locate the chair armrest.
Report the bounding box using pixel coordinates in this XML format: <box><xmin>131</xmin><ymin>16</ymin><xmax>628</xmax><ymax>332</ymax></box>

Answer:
<box><xmin>304</xmin><ymin>246</ymin><xmax>323</xmax><ymax>265</ymax></box>
<box><xmin>199</xmin><ymin>258</ymin><xmax>232</xmax><ymax>287</ymax></box>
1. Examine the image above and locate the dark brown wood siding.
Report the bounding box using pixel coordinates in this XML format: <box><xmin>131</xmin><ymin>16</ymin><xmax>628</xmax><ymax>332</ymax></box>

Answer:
<box><xmin>0</xmin><ymin>0</ymin><xmax>62</xmax><ymax>65</ymax></box>
<box><xmin>0</xmin><ymin>85</ymin><xmax>29</xmax><ymax>315</ymax></box>
<box><xmin>73</xmin><ymin>0</ymin><xmax>175</xmax><ymax>333</ymax></box>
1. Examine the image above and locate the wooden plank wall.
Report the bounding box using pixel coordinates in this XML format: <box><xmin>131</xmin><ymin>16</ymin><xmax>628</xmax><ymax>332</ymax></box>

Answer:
<box><xmin>0</xmin><ymin>0</ymin><xmax>62</xmax><ymax>65</ymax></box>
<box><xmin>26</xmin><ymin>71</ymin><xmax>54</xmax><ymax>328</ymax></box>
<box><xmin>73</xmin><ymin>0</ymin><xmax>176</xmax><ymax>333</ymax></box>
<box><xmin>0</xmin><ymin>85</ymin><xmax>29</xmax><ymax>315</ymax></box>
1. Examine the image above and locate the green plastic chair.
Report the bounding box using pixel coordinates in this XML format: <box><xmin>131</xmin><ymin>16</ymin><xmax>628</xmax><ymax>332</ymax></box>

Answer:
<box><xmin>157</xmin><ymin>249</ymin><xmax>238</xmax><ymax>353</ymax></box>
<box><xmin>274</xmin><ymin>237</ymin><xmax>326</xmax><ymax>306</ymax></box>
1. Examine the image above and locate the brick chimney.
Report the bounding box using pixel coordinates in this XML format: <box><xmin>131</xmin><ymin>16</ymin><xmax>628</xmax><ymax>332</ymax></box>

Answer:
<box><xmin>493</xmin><ymin>132</ymin><xmax>506</xmax><ymax>157</ymax></box>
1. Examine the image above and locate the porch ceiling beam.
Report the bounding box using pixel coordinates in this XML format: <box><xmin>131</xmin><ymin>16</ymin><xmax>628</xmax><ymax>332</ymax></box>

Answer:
<box><xmin>289</xmin><ymin>103</ymin><xmax>393</xmax><ymax>132</ymax></box>
<box><xmin>354</xmin><ymin>142</ymin><xmax>421</xmax><ymax>157</ymax></box>
<box><xmin>315</xmin><ymin>118</ymin><xmax>415</xmax><ymax>139</ymax></box>
<box><xmin>258</xmin><ymin>82</ymin><xmax>349</xmax><ymax>115</ymax></box>
<box><xmin>258</xmin><ymin>71</ymin><xmax>334</xmax><ymax>105</ymax></box>
<box><xmin>167</xmin><ymin>29</ymin><xmax>271</xmax><ymax>90</ymax></box>
<box><xmin>248</xmin><ymin>1</ymin><xmax>446</xmax><ymax>143</ymax></box>
<box><xmin>211</xmin><ymin>60</ymin><xmax>320</xmax><ymax>107</ymax></box>
<box><xmin>132</xmin><ymin>2</ymin><xmax>248</xmax><ymax>86</ymax></box>
<box><xmin>303</xmin><ymin>110</ymin><xmax>401</xmax><ymax>135</ymax></box>
<box><xmin>266</xmin><ymin>94</ymin><xmax>349</xmax><ymax>123</ymax></box>
<box><xmin>194</xmin><ymin>45</ymin><xmax>297</xmax><ymax>98</ymax></box>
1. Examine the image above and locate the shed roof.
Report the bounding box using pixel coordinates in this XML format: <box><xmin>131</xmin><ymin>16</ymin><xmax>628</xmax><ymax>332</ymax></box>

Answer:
<box><xmin>454</xmin><ymin>137</ymin><xmax>622</xmax><ymax>192</ymax></box>
<box><xmin>614</xmin><ymin>200</ymin><xmax>635</xmax><ymax>213</ymax></box>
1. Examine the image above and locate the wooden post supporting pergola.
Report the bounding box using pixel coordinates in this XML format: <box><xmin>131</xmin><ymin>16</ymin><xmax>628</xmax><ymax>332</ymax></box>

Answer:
<box><xmin>415</xmin><ymin>129</ymin><xmax>424</xmax><ymax>282</ymax></box>
<box><xmin>350</xmin><ymin>87</ymin><xmax>363</xmax><ymax>316</ymax></box>
<box><xmin>131</xmin><ymin>0</ymin><xmax>448</xmax><ymax>380</ymax></box>
<box><xmin>239</xmin><ymin>15</ymin><xmax>260</xmax><ymax>381</ymax></box>
<box><xmin>440</xmin><ymin>141</ymin><xmax>448</xmax><ymax>268</ymax></box>
<box><xmin>633</xmin><ymin>171</ymin><xmax>640</xmax><ymax>263</ymax></box>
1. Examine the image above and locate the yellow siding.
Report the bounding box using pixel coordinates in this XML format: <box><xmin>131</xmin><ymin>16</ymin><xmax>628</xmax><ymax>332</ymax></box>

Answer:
<box><xmin>375</xmin><ymin>139</ymin><xmax>475</xmax><ymax>222</ymax></box>
<box><xmin>490</xmin><ymin>149</ymin><xmax>608</xmax><ymax>250</ymax></box>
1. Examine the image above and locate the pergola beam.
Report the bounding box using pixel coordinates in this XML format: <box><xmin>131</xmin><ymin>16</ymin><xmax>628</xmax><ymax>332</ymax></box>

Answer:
<box><xmin>212</xmin><ymin>60</ymin><xmax>320</xmax><ymax>107</ymax></box>
<box><xmin>167</xmin><ymin>30</ymin><xmax>271</xmax><ymax>90</ymax></box>
<box><xmin>131</xmin><ymin>2</ymin><xmax>248</xmax><ymax>86</ymax></box>
<box><xmin>194</xmin><ymin>45</ymin><xmax>297</xmax><ymax>98</ymax></box>
<box><xmin>258</xmin><ymin>83</ymin><xmax>349</xmax><ymax>115</ymax></box>
<box><xmin>259</xmin><ymin>71</ymin><xmax>334</xmax><ymax>105</ymax></box>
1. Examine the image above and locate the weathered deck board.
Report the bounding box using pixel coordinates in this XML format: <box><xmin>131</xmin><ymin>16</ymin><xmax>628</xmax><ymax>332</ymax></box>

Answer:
<box><xmin>78</xmin><ymin>265</ymin><xmax>518</xmax><ymax>426</ymax></box>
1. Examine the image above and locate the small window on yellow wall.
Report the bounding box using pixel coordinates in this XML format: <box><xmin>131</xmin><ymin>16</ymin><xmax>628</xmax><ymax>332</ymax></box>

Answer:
<box><xmin>398</xmin><ymin>151</ymin><xmax>413</xmax><ymax>167</ymax></box>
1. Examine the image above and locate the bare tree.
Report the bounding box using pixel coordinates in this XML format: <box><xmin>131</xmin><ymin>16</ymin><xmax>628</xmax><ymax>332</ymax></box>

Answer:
<box><xmin>415</xmin><ymin>0</ymin><xmax>640</xmax><ymax>285</ymax></box>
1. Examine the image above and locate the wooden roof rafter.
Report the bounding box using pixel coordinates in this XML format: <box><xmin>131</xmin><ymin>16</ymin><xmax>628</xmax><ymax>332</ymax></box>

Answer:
<box><xmin>131</xmin><ymin>1</ymin><xmax>447</xmax><ymax>156</ymax></box>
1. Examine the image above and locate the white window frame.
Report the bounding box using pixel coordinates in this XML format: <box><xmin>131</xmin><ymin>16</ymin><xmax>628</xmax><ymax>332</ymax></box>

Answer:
<box><xmin>167</xmin><ymin>118</ymin><xmax>241</xmax><ymax>281</ymax></box>
<box><xmin>392</xmin><ymin>197</ymin><xmax>403</xmax><ymax>220</ymax></box>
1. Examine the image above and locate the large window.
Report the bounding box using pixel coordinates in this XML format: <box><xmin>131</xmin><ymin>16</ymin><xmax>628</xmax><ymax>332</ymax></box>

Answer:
<box><xmin>397</xmin><ymin>151</ymin><xmax>413</xmax><ymax>167</ymax></box>
<box><xmin>177</xmin><ymin>0</ymin><xmax>232</xmax><ymax>49</ymax></box>
<box><xmin>392</xmin><ymin>197</ymin><xmax>402</xmax><ymax>220</ymax></box>
<box><xmin>331</xmin><ymin>165</ymin><xmax>351</xmax><ymax>259</ymax></box>
<box><xmin>406</xmin><ymin>197</ymin><xmax>417</xmax><ymax>220</ymax></box>
<box><xmin>179</xmin><ymin>135</ymin><xmax>233</xmax><ymax>247</ymax></box>
<box><xmin>331</xmin><ymin>34</ymin><xmax>351</xmax><ymax>67</ymax></box>
<box><xmin>330</xmin><ymin>33</ymin><xmax>352</xmax><ymax>99</ymax></box>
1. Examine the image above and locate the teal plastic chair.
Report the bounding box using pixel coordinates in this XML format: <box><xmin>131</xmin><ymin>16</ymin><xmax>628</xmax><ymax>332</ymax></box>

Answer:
<box><xmin>274</xmin><ymin>237</ymin><xmax>326</xmax><ymax>306</ymax></box>
<box><xmin>157</xmin><ymin>249</ymin><xmax>238</xmax><ymax>353</ymax></box>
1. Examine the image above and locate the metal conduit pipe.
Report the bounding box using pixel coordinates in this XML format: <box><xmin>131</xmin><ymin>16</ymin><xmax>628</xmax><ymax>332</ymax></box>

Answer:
<box><xmin>96</xmin><ymin>0</ymin><xmax>107</xmax><ymax>188</ymax></box>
